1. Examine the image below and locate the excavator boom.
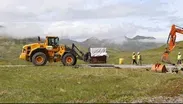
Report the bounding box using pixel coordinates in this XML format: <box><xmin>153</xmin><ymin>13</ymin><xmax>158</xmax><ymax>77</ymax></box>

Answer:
<box><xmin>161</xmin><ymin>24</ymin><xmax>183</xmax><ymax>64</ymax></box>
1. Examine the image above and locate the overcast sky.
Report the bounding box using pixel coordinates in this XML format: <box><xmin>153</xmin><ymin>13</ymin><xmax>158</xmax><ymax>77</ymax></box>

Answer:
<box><xmin>0</xmin><ymin>0</ymin><xmax>183</xmax><ymax>42</ymax></box>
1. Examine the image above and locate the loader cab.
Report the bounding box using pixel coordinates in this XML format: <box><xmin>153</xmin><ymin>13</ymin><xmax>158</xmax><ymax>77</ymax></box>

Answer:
<box><xmin>46</xmin><ymin>36</ymin><xmax>59</xmax><ymax>47</ymax></box>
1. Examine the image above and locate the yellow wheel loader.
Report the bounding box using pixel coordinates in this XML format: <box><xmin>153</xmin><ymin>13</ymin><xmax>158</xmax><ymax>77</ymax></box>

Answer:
<box><xmin>19</xmin><ymin>36</ymin><xmax>88</xmax><ymax>66</ymax></box>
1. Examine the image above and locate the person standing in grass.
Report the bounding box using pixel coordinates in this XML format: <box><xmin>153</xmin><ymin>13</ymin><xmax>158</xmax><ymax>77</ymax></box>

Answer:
<box><xmin>132</xmin><ymin>52</ymin><xmax>137</xmax><ymax>65</ymax></box>
<box><xmin>177</xmin><ymin>52</ymin><xmax>182</xmax><ymax>64</ymax></box>
<box><xmin>137</xmin><ymin>52</ymin><xmax>142</xmax><ymax>66</ymax></box>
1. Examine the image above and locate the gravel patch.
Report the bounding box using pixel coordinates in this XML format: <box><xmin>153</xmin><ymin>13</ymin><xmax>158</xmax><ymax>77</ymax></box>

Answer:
<box><xmin>132</xmin><ymin>95</ymin><xmax>183</xmax><ymax>103</ymax></box>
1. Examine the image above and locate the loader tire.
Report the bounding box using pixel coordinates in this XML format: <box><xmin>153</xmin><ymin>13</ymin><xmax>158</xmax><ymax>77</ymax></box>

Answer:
<box><xmin>32</xmin><ymin>52</ymin><xmax>47</xmax><ymax>66</ymax></box>
<box><xmin>62</xmin><ymin>53</ymin><xmax>77</xmax><ymax>66</ymax></box>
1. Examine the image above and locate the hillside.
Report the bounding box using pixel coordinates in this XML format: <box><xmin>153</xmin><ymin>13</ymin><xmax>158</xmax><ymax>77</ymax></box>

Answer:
<box><xmin>3</xmin><ymin>35</ymin><xmax>164</xmax><ymax>51</ymax></box>
<box><xmin>0</xmin><ymin>36</ymin><xmax>182</xmax><ymax>65</ymax></box>
<box><xmin>0</xmin><ymin>37</ymin><xmax>28</xmax><ymax>65</ymax></box>
<box><xmin>80</xmin><ymin>36</ymin><xmax>163</xmax><ymax>51</ymax></box>
<box><xmin>112</xmin><ymin>41</ymin><xmax>183</xmax><ymax>65</ymax></box>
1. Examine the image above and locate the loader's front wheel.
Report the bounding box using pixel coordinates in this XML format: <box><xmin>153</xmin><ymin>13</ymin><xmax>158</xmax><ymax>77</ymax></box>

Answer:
<box><xmin>32</xmin><ymin>52</ymin><xmax>47</xmax><ymax>66</ymax></box>
<box><xmin>62</xmin><ymin>53</ymin><xmax>77</xmax><ymax>66</ymax></box>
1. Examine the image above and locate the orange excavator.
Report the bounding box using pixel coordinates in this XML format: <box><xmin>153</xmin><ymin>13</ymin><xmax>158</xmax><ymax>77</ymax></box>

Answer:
<box><xmin>152</xmin><ymin>24</ymin><xmax>183</xmax><ymax>73</ymax></box>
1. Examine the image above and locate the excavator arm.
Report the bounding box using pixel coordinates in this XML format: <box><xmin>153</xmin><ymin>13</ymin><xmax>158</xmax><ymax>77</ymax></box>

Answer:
<box><xmin>161</xmin><ymin>24</ymin><xmax>183</xmax><ymax>64</ymax></box>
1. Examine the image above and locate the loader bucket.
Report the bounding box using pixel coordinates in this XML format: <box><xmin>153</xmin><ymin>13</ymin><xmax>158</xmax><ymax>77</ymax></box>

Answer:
<box><xmin>151</xmin><ymin>63</ymin><xmax>167</xmax><ymax>73</ymax></box>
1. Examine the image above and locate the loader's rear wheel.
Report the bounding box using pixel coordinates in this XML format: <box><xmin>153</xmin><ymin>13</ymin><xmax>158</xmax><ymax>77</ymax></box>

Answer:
<box><xmin>62</xmin><ymin>53</ymin><xmax>77</xmax><ymax>66</ymax></box>
<box><xmin>32</xmin><ymin>52</ymin><xmax>47</xmax><ymax>66</ymax></box>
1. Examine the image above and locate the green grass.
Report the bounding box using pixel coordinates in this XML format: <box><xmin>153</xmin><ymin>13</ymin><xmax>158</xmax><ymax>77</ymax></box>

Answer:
<box><xmin>1</xmin><ymin>39</ymin><xmax>183</xmax><ymax>103</ymax></box>
<box><xmin>0</xmin><ymin>66</ymin><xmax>183</xmax><ymax>103</ymax></box>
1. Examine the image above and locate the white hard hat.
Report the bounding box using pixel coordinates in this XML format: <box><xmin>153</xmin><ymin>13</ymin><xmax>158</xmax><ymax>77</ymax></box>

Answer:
<box><xmin>133</xmin><ymin>52</ymin><xmax>135</xmax><ymax>54</ymax></box>
<box><xmin>179</xmin><ymin>52</ymin><xmax>181</xmax><ymax>54</ymax></box>
<box><xmin>137</xmin><ymin>52</ymin><xmax>140</xmax><ymax>54</ymax></box>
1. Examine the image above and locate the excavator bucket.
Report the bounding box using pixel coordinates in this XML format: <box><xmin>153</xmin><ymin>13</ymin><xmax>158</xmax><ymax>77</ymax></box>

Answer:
<box><xmin>161</xmin><ymin>50</ymin><xmax>175</xmax><ymax>65</ymax></box>
<box><xmin>151</xmin><ymin>63</ymin><xmax>168</xmax><ymax>73</ymax></box>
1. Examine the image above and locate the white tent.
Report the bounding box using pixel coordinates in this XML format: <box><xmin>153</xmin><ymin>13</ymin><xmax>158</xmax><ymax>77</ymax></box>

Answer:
<box><xmin>90</xmin><ymin>48</ymin><xmax>108</xmax><ymax>57</ymax></box>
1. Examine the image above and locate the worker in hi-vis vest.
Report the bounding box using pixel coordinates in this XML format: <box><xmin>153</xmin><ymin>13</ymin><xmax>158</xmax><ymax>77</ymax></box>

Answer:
<box><xmin>137</xmin><ymin>52</ymin><xmax>142</xmax><ymax>66</ymax></box>
<box><xmin>177</xmin><ymin>52</ymin><xmax>182</xmax><ymax>64</ymax></box>
<box><xmin>132</xmin><ymin>52</ymin><xmax>137</xmax><ymax>65</ymax></box>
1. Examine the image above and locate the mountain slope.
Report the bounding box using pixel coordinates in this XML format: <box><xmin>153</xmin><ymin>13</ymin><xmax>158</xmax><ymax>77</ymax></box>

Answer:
<box><xmin>132</xmin><ymin>35</ymin><xmax>156</xmax><ymax>40</ymax></box>
<box><xmin>125</xmin><ymin>35</ymin><xmax>156</xmax><ymax>40</ymax></box>
<box><xmin>79</xmin><ymin>36</ymin><xmax>163</xmax><ymax>51</ymax></box>
<box><xmin>121</xmin><ymin>40</ymin><xmax>163</xmax><ymax>51</ymax></box>
<box><xmin>0</xmin><ymin>36</ymin><xmax>169</xmax><ymax>65</ymax></box>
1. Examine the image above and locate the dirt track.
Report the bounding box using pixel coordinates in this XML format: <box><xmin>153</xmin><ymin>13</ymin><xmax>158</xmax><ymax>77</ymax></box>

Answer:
<box><xmin>0</xmin><ymin>64</ymin><xmax>176</xmax><ymax>69</ymax></box>
<box><xmin>83</xmin><ymin>64</ymin><xmax>176</xmax><ymax>70</ymax></box>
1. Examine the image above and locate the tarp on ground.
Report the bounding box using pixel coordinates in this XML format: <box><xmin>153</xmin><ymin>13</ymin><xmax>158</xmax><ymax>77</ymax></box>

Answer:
<box><xmin>90</xmin><ymin>48</ymin><xmax>108</xmax><ymax>57</ymax></box>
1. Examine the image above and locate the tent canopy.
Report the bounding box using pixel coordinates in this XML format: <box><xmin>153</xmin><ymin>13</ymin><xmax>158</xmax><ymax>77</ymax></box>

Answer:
<box><xmin>90</xmin><ymin>48</ymin><xmax>108</xmax><ymax>57</ymax></box>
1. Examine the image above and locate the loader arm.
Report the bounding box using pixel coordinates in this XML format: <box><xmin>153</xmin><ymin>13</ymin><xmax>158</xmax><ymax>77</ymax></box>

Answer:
<box><xmin>71</xmin><ymin>43</ymin><xmax>86</xmax><ymax>60</ymax></box>
<box><xmin>161</xmin><ymin>24</ymin><xmax>183</xmax><ymax>64</ymax></box>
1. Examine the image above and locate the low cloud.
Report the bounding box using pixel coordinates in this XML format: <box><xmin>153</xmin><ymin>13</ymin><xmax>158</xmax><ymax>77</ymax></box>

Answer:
<box><xmin>0</xmin><ymin>0</ymin><xmax>182</xmax><ymax>41</ymax></box>
<box><xmin>0</xmin><ymin>0</ymin><xmax>180</xmax><ymax>22</ymax></box>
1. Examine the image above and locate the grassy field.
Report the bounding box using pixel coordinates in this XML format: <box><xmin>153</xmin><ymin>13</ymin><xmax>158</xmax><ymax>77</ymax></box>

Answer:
<box><xmin>1</xmin><ymin>38</ymin><xmax>183</xmax><ymax>103</ymax></box>
<box><xmin>0</xmin><ymin>66</ymin><xmax>183</xmax><ymax>103</ymax></box>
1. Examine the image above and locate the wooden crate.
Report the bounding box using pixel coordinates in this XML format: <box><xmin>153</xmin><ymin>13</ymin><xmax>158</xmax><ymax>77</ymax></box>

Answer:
<box><xmin>90</xmin><ymin>56</ymin><xmax>107</xmax><ymax>64</ymax></box>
